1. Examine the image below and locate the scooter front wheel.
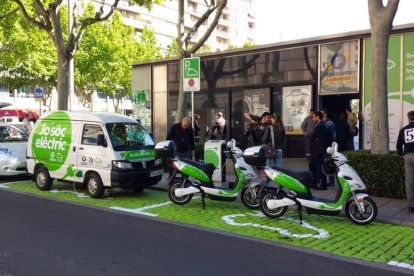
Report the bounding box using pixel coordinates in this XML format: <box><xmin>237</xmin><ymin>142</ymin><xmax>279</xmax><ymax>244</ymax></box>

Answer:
<box><xmin>345</xmin><ymin>196</ymin><xmax>377</xmax><ymax>225</ymax></box>
<box><xmin>168</xmin><ymin>177</ymin><xmax>193</xmax><ymax>205</ymax></box>
<box><xmin>260</xmin><ymin>190</ymin><xmax>288</xmax><ymax>218</ymax></box>
<box><xmin>241</xmin><ymin>186</ymin><xmax>260</xmax><ymax>209</ymax></box>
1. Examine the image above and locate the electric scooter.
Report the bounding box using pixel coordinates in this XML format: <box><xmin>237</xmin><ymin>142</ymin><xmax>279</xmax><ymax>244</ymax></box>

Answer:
<box><xmin>155</xmin><ymin>139</ymin><xmax>267</xmax><ymax>209</ymax></box>
<box><xmin>243</xmin><ymin>142</ymin><xmax>377</xmax><ymax>225</ymax></box>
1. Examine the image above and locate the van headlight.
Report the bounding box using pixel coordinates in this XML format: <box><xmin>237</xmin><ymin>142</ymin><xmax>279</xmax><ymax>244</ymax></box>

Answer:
<box><xmin>154</xmin><ymin>158</ymin><xmax>162</xmax><ymax>166</ymax></box>
<box><xmin>112</xmin><ymin>161</ymin><xmax>133</xmax><ymax>170</ymax></box>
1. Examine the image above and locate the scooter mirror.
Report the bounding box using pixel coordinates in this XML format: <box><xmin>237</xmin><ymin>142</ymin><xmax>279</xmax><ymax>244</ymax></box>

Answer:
<box><xmin>326</xmin><ymin>147</ymin><xmax>335</xmax><ymax>155</ymax></box>
<box><xmin>226</xmin><ymin>141</ymin><xmax>233</xmax><ymax>149</ymax></box>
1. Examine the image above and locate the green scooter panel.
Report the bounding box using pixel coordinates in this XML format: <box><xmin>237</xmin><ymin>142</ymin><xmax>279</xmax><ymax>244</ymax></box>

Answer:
<box><xmin>274</xmin><ymin>173</ymin><xmax>307</xmax><ymax>194</ymax></box>
<box><xmin>181</xmin><ymin>164</ymin><xmax>210</xmax><ymax>183</ymax></box>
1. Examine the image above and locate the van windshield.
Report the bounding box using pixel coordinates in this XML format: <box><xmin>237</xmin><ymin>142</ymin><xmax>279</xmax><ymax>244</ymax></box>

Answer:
<box><xmin>106</xmin><ymin>123</ymin><xmax>154</xmax><ymax>151</ymax></box>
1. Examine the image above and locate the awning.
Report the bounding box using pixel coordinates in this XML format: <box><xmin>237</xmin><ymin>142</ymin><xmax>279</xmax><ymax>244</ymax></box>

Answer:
<box><xmin>0</xmin><ymin>109</ymin><xmax>25</xmax><ymax>118</ymax></box>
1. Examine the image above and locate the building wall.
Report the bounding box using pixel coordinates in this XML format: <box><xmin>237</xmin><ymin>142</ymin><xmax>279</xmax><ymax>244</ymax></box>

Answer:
<box><xmin>92</xmin><ymin>0</ymin><xmax>255</xmax><ymax>54</ymax></box>
<box><xmin>133</xmin><ymin>25</ymin><xmax>414</xmax><ymax>155</ymax></box>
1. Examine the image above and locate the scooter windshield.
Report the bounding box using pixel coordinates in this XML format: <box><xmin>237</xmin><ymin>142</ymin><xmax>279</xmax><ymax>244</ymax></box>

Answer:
<box><xmin>106</xmin><ymin>123</ymin><xmax>154</xmax><ymax>151</ymax></box>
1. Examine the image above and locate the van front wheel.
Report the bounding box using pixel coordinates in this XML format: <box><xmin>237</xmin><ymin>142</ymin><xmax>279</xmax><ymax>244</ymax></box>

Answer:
<box><xmin>86</xmin><ymin>173</ymin><xmax>104</xmax><ymax>199</ymax></box>
<box><xmin>35</xmin><ymin>167</ymin><xmax>53</xmax><ymax>191</ymax></box>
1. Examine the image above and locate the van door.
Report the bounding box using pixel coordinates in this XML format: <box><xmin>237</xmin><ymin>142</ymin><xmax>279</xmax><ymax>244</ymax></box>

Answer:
<box><xmin>76</xmin><ymin>123</ymin><xmax>111</xmax><ymax>186</ymax></box>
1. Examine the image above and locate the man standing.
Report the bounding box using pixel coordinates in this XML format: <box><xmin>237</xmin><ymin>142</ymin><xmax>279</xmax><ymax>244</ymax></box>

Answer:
<box><xmin>301</xmin><ymin>109</ymin><xmax>315</xmax><ymax>158</ymax></box>
<box><xmin>22</xmin><ymin>113</ymin><xmax>32</xmax><ymax>134</ymax></box>
<box><xmin>211</xmin><ymin>112</ymin><xmax>226</xmax><ymax>140</ymax></box>
<box><xmin>309</xmin><ymin>111</ymin><xmax>328</xmax><ymax>190</ymax></box>
<box><xmin>346</xmin><ymin>107</ymin><xmax>358</xmax><ymax>150</ymax></box>
<box><xmin>166</xmin><ymin>117</ymin><xmax>195</xmax><ymax>160</ymax></box>
<box><xmin>321</xmin><ymin>108</ymin><xmax>336</xmax><ymax>147</ymax></box>
<box><xmin>244</xmin><ymin>111</ymin><xmax>272</xmax><ymax>146</ymax></box>
<box><xmin>396</xmin><ymin>111</ymin><xmax>414</xmax><ymax>213</ymax></box>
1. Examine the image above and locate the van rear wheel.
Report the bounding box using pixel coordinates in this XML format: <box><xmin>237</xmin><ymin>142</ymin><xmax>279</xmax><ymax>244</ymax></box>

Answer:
<box><xmin>35</xmin><ymin>167</ymin><xmax>53</xmax><ymax>191</ymax></box>
<box><xmin>86</xmin><ymin>173</ymin><xmax>104</xmax><ymax>199</ymax></box>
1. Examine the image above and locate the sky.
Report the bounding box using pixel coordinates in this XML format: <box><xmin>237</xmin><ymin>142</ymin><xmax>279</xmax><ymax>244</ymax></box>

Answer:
<box><xmin>253</xmin><ymin>0</ymin><xmax>414</xmax><ymax>45</ymax></box>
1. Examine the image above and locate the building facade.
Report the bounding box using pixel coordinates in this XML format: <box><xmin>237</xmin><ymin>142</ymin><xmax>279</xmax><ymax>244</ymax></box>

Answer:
<box><xmin>98</xmin><ymin>0</ymin><xmax>255</xmax><ymax>54</ymax></box>
<box><xmin>132</xmin><ymin>23</ymin><xmax>414</xmax><ymax>157</ymax></box>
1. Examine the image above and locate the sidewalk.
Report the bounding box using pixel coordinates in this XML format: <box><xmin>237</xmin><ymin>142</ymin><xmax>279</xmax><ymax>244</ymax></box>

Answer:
<box><xmin>153</xmin><ymin>158</ymin><xmax>414</xmax><ymax>227</ymax></box>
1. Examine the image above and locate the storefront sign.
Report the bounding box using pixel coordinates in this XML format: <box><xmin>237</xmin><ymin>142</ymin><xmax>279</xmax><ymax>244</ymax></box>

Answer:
<box><xmin>319</xmin><ymin>40</ymin><xmax>359</xmax><ymax>94</ymax></box>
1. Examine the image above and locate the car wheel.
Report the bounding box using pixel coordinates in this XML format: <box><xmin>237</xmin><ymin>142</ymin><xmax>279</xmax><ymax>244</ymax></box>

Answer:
<box><xmin>34</xmin><ymin>167</ymin><xmax>53</xmax><ymax>191</ymax></box>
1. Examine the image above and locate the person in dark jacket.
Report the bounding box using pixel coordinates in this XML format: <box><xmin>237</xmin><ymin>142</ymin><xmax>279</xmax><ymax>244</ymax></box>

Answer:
<box><xmin>309</xmin><ymin>111</ymin><xmax>328</xmax><ymax>190</ymax></box>
<box><xmin>335</xmin><ymin>113</ymin><xmax>350</xmax><ymax>152</ymax></box>
<box><xmin>166</xmin><ymin>117</ymin><xmax>195</xmax><ymax>160</ymax></box>
<box><xmin>396</xmin><ymin>110</ymin><xmax>414</xmax><ymax>213</ymax></box>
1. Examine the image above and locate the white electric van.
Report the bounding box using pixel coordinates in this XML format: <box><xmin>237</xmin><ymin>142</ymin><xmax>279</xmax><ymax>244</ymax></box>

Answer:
<box><xmin>26</xmin><ymin>111</ymin><xmax>163</xmax><ymax>198</ymax></box>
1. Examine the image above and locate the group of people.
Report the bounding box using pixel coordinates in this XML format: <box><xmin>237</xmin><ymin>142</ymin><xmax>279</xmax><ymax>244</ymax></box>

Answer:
<box><xmin>243</xmin><ymin>111</ymin><xmax>286</xmax><ymax>167</ymax></box>
<box><xmin>167</xmin><ymin>112</ymin><xmax>228</xmax><ymax>160</ymax></box>
<box><xmin>300</xmin><ymin>107</ymin><xmax>358</xmax><ymax>190</ymax></box>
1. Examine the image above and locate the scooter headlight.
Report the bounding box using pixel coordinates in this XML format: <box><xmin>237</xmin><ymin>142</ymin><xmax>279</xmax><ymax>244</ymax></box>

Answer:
<box><xmin>112</xmin><ymin>161</ymin><xmax>133</xmax><ymax>170</ymax></box>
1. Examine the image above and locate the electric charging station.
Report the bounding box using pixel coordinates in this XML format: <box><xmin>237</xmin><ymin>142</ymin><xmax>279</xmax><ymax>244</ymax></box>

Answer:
<box><xmin>204</xmin><ymin>140</ymin><xmax>227</xmax><ymax>182</ymax></box>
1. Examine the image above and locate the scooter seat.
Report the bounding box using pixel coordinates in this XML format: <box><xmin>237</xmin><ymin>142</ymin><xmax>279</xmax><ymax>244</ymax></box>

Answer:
<box><xmin>181</xmin><ymin>158</ymin><xmax>216</xmax><ymax>179</ymax></box>
<box><xmin>273</xmin><ymin>165</ymin><xmax>312</xmax><ymax>187</ymax></box>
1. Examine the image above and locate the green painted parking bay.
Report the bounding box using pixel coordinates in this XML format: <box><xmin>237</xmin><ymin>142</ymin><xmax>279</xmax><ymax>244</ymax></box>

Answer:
<box><xmin>2</xmin><ymin>181</ymin><xmax>414</xmax><ymax>271</ymax></box>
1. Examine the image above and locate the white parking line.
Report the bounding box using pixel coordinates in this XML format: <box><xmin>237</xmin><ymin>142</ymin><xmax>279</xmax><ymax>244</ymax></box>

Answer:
<box><xmin>388</xmin><ymin>260</ymin><xmax>414</xmax><ymax>270</ymax></box>
<box><xmin>222</xmin><ymin>211</ymin><xmax>329</xmax><ymax>239</ymax></box>
<box><xmin>111</xmin><ymin>201</ymin><xmax>173</xmax><ymax>217</ymax></box>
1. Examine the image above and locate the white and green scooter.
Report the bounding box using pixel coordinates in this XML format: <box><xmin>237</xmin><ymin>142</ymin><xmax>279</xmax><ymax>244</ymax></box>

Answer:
<box><xmin>245</xmin><ymin>142</ymin><xmax>377</xmax><ymax>225</ymax></box>
<box><xmin>155</xmin><ymin>139</ymin><xmax>264</xmax><ymax>209</ymax></box>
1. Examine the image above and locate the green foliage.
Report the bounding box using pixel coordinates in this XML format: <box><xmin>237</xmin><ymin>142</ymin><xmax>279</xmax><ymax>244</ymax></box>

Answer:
<box><xmin>75</xmin><ymin>11</ymin><xmax>161</xmax><ymax>103</ymax></box>
<box><xmin>0</xmin><ymin>3</ymin><xmax>56</xmax><ymax>90</ymax></box>
<box><xmin>165</xmin><ymin>38</ymin><xmax>180</xmax><ymax>58</ymax></box>
<box><xmin>243</xmin><ymin>41</ymin><xmax>255</xmax><ymax>48</ymax></box>
<box><xmin>344</xmin><ymin>150</ymin><xmax>406</xmax><ymax>199</ymax></box>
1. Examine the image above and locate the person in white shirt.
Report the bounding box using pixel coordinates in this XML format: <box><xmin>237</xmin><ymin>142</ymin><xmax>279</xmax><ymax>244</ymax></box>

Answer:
<box><xmin>22</xmin><ymin>113</ymin><xmax>32</xmax><ymax>134</ymax></box>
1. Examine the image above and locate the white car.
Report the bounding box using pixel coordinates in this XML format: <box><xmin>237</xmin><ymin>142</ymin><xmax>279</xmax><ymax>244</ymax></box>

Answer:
<box><xmin>0</xmin><ymin>123</ymin><xmax>28</xmax><ymax>176</ymax></box>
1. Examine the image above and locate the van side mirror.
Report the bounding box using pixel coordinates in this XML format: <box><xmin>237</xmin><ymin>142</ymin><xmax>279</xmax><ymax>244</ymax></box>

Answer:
<box><xmin>97</xmin><ymin>134</ymin><xmax>107</xmax><ymax>147</ymax></box>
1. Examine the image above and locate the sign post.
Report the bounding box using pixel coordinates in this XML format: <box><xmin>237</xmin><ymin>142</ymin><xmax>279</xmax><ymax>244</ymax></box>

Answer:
<box><xmin>183</xmin><ymin>56</ymin><xmax>200</xmax><ymax>129</ymax></box>
<box><xmin>34</xmin><ymin>87</ymin><xmax>44</xmax><ymax>115</ymax></box>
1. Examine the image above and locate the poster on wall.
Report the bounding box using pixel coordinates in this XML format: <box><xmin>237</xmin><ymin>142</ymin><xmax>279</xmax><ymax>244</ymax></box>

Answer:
<box><xmin>363</xmin><ymin>35</ymin><xmax>402</xmax><ymax>150</ymax></box>
<box><xmin>403</xmin><ymin>33</ymin><xmax>414</xmax><ymax>125</ymax></box>
<box><xmin>320</xmin><ymin>40</ymin><xmax>359</xmax><ymax>95</ymax></box>
<box><xmin>282</xmin><ymin>85</ymin><xmax>312</xmax><ymax>134</ymax></box>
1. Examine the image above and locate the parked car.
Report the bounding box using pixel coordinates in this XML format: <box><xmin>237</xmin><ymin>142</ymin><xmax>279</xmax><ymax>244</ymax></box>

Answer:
<box><xmin>0</xmin><ymin>123</ymin><xmax>28</xmax><ymax>176</ymax></box>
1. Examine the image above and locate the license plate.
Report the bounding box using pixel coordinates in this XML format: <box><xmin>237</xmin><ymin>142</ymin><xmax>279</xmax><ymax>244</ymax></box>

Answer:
<box><xmin>150</xmin><ymin>169</ymin><xmax>164</xmax><ymax>177</ymax></box>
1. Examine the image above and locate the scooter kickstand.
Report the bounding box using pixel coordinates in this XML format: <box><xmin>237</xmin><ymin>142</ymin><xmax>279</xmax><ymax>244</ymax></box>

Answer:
<box><xmin>201</xmin><ymin>190</ymin><xmax>206</xmax><ymax>209</ymax></box>
<box><xmin>297</xmin><ymin>202</ymin><xmax>303</xmax><ymax>225</ymax></box>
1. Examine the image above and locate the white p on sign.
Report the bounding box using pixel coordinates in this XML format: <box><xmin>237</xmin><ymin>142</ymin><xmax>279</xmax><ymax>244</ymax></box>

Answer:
<box><xmin>183</xmin><ymin>57</ymin><xmax>200</xmax><ymax>91</ymax></box>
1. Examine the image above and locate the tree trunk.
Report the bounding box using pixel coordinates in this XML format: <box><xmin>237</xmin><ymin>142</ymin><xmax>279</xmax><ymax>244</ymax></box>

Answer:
<box><xmin>57</xmin><ymin>50</ymin><xmax>70</xmax><ymax>111</ymax></box>
<box><xmin>176</xmin><ymin>58</ymin><xmax>186</xmax><ymax>122</ymax></box>
<box><xmin>368</xmin><ymin>0</ymin><xmax>399</xmax><ymax>154</ymax></box>
<box><xmin>370</xmin><ymin>28</ymin><xmax>389</xmax><ymax>154</ymax></box>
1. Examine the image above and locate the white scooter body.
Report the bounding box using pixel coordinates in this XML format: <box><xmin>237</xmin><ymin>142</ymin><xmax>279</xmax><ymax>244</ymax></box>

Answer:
<box><xmin>265</xmin><ymin>143</ymin><xmax>369</xmax><ymax>213</ymax></box>
<box><xmin>173</xmin><ymin>139</ymin><xmax>258</xmax><ymax>198</ymax></box>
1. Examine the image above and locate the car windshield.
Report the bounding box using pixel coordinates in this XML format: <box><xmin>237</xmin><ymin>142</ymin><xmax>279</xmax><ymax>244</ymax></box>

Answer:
<box><xmin>106</xmin><ymin>123</ymin><xmax>154</xmax><ymax>151</ymax></box>
<box><xmin>0</xmin><ymin>125</ymin><xmax>29</xmax><ymax>142</ymax></box>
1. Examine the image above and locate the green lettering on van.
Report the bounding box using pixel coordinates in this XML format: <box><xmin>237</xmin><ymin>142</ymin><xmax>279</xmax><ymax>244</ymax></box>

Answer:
<box><xmin>32</xmin><ymin>111</ymin><xmax>72</xmax><ymax>171</ymax></box>
<box><xmin>120</xmin><ymin>149</ymin><xmax>155</xmax><ymax>160</ymax></box>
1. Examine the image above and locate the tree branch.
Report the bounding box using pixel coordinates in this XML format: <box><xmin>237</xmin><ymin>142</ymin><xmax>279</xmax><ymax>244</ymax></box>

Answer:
<box><xmin>188</xmin><ymin>0</ymin><xmax>227</xmax><ymax>54</ymax></box>
<box><xmin>12</xmin><ymin>0</ymin><xmax>49</xmax><ymax>31</ymax></box>
<box><xmin>71</xmin><ymin>0</ymin><xmax>121</xmax><ymax>54</ymax></box>
<box><xmin>0</xmin><ymin>7</ymin><xmax>19</xmax><ymax>20</ymax></box>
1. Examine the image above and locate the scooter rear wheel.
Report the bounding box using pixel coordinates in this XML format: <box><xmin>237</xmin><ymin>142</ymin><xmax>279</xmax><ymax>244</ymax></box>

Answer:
<box><xmin>345</xmin><ymin>196</ymin><xmax>377</xmax><ymax>225</ymax></box>
<box><xmin>260</xmin><ymin>190</ymin><xmax>288</xmax><ymax>218</ymax></box>
<box><xmin>168</xmin><ymin>177</ymin><xmax>193</xmax><ymax>205</ymax></box>
<box><xmin>241</xmin><ymin>187</ymin><xmax>260</xmax><ymax>209</ymax></box>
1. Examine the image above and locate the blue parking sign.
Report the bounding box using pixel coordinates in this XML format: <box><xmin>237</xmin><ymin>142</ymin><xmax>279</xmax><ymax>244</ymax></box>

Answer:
<box><xmin>34</xmin><ymin>87</ymin><xmax>44</xmax><ymax>99</ymax></box>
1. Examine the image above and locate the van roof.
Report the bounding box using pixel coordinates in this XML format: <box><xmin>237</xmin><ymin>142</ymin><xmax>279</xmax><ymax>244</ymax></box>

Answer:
<box><xmin>39</xmin><ymin>111</ymin><xmax>138</xmax><ymax>124</ymax></box>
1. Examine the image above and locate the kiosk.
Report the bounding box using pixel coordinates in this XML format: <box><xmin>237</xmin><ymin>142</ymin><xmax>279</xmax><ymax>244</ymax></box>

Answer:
<box><xmin>204</xmin><ymin>140</ymin><xmax>227</xmax><ymax>182</ymax></box>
